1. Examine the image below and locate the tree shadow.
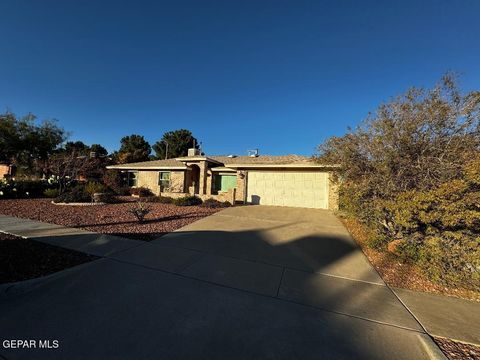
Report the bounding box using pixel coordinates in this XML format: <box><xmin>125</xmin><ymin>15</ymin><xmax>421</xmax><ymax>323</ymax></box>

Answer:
<box><xmin>80</xmin><ymin>213</ymin><xmax>201</xmax><ymax>228</ymax></box>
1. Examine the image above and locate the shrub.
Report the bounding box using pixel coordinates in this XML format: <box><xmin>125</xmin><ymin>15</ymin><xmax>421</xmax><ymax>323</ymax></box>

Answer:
<box><xmin>130</xmin><ymin>187</ymin><xmax>153</xmax><ymax>197</ymax></box>
<box><xmin>93</xmin><ymin>192</ymin><xmax>117</xmax><ymax>204</ymax></box>
<box><xmin>146</xmin><ymin>196</ymin><xmax>173</xmax><ymax>204</ymax></box>
<box><xmin>381</xmin><ymin>162</ymin><xmax>480</xmax><ymax>290</ymax></box>
<box><xmin>200</xmin><ymin>198</ymin><xmax>231</xmax><ymax>208</ymax></box>
<box><xmin>316</xmin><ymin>74</ymin><xmax>480</xmax><ymax>290</ymax></box>
<box><xmin>44</xmin><ymin>188</ymin><xmax>60</xmax><ymax>198</ymax></box>
<box><xmin>85</xmin><ymin>181</ymin><xmax>107</xmax><ymax>201</ymax></box>
<box><xmin>102</xmin><ymin>170</ymin><xmax>127</xmax><ymax>195</ymax></box>
<box><xmin>128</xmin><ymin>202</ymin><xmax>151</xmax><ymax>223</ymax></box>
<box><xmin>15</xmin><ymin>180</ymin><xmax>49</xmax><ymax>198</ymax></box>
<box><xmin>116</xmin><ymin>186</ymin><xmax>131</xmax><ymax>196</ymax></box>
<box><xmin>53</xmin><ymin>185</ymin><xmax>90</xmax><ymax>203</ymax></box>
<box><xmin>173</xmin><ymin>195</ymin><xmax>203</xmax><ymax>206</ymax></box>
<box><xmin>0</xmin><ymin>179</ymin><xmax>51</xmax><ymax>199</ymax></box>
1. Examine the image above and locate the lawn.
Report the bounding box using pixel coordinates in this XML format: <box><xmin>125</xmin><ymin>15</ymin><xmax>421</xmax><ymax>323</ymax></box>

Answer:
<box><xmin>0</xmin><ymin>198</ymin><xmax>221</xmax><ymax>241</ymax></box>
<box><xmin>0</xmin><ymin>232</ymin><xmax>97</xmax><ymax>284</ymax></box>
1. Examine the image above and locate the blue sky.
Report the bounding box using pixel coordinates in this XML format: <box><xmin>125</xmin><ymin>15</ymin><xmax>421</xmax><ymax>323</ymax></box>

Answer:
<box><xmin>1</xmin><ymin>1</ymin><xmax>479</xmax><ymax>156</ymax></box>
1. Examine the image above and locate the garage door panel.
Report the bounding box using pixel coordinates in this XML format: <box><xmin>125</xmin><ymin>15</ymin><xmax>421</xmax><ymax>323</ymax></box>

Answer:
<box><xmin>247</xmin><ymin>171</ymin><xmax>328</xmax><ymax>209</ymax></box>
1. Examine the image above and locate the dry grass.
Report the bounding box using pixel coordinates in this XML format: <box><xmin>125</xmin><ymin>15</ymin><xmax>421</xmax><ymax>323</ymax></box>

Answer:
<box><xmin>340</xmin><ymin>216</ymin><xmax>480</xmax><ymax>302</ymax></box>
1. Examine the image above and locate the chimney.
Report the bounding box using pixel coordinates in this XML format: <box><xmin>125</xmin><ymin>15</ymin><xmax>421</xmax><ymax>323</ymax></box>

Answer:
<box><xmin>188</xmin><ymin>148</ymin><xmax>201</xmax><ymax>157</ymax></box>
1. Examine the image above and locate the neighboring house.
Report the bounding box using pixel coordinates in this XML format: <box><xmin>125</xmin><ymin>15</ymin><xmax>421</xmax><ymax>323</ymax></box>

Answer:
<box><xmin>107</xmin><ymin>149</ymin><xmax>338</xmax><ymax>209</ymax></box>
<box><xmin>0</xmin><ymin>163</ymin><xmax>16</xmax><ymax>179</ymax></box>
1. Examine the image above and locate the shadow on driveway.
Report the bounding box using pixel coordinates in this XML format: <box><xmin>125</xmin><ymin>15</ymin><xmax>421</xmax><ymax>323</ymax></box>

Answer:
<box><xmin>0</xmin><ymin>209</ymin><xmax>444</xmax><ymax>359</ymax></box>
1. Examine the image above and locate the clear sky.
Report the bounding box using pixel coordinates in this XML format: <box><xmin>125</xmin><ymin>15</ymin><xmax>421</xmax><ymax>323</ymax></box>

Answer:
<box><xmin>1</xmin><ymin>1</ymin><xmax>479</xmax><ymax>156</ymax></box>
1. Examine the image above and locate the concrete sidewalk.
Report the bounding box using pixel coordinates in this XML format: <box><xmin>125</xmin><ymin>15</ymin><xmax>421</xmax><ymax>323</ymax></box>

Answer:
<box><xmin>0</xmin><ymin>210</ymin><xmax>475</xmax><ymax>358</ymax></box>
<box><xmin>394</xmin><ymin>288</ymin><xmax>480</xmax><ymax>345</ymax></box>
<box><xmin>0</xmin><ymin>215</ymin><xmax>143</xmax><ymax>257</ymax></box>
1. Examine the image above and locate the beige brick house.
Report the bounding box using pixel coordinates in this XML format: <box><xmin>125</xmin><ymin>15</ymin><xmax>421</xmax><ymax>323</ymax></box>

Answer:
<box><xmin>107</xmin><ymin>149</ymin><xmax>338</xmax><ymax>210</ymax></box>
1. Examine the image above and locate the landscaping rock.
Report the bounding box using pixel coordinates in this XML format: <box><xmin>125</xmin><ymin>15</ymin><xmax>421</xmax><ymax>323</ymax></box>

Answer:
<box><xmin>0</xmin><ymin>198</ymin><xmax>220</xmax><ymax>241</ymax></box>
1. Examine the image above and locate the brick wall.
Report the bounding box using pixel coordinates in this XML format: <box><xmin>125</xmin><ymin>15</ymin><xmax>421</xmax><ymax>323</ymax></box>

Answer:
<box><xmin>136</xmin><ymin>170</ymin><xmax>185</xmax><ymax>195</ymax></box>
<box><xmin>235</xmin><ymin>171</ymin><xmax>246</xmax><ymax>203</ymax></box>
<box><xmin>169</xmin><ymin>171</ymin><xmax>185</xmax><ymax>193</ymax></box>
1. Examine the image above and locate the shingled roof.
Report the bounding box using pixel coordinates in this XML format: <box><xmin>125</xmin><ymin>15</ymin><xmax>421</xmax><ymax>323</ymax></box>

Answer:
<box><xmin>106</xmin><ymin>158</ymin><xmax>186</xmax><ymax>169</ymax></box>
<box><xmin>210</xmin><ymin>155</ymin><xmax>315</xmax><ymax>165</ymax></box>
<box><xmin>107</xmin><ymin>154</ymin><xmax>324</xmax><ymax>169</ymax></box>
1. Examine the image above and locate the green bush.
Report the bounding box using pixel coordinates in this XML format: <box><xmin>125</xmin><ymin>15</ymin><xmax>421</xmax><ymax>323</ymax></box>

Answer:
<box><xmin>200</xmin><ymin>198</ymin><xmax>231</xmax><ymax>208</ymax></box>
<box><xmin>53</xmin><ymin>185</ymin><xmax>90</xmax><ymax>203</ymax></box>
<box><xmin>381</xmin><ymin>163</ymin><xmax>480</xmax><ymax>290</ymax></box>
<box><xmin>93</xmin><ymin>192</ymin><xmax>117</xmax><ymax>204</ymax></box>
<box><xmin>116</xmin><ymin>186</ymin><xmax>131</xmax><ymax>196</ymax></box>
<box><xmin>0</xmin><ymin>179</ymin><xmax>51</xmax><ymax>199</ymax></box>
<box><xmin>85</xmin><ymin>181</ymin><xmax>107</xmax><ymax>201</ymax></box>
<box><xmin>130</xmin><ymin>187</ymin><xmax>153</xmax><ymax>197</ymax></box>
<box><xmin>173</xmin><ymin>195</ymin><xmax>203</xmax><ymax>206</ymax></box>
<box><xmin>146</xmin><ymin>196</ymin><xmax>173</xmax><ymax>204</ymax></box>
<box><xmin>44</xmin><ymin>188</ymin><xmax>60</xmax><ymax>198</ymax></box>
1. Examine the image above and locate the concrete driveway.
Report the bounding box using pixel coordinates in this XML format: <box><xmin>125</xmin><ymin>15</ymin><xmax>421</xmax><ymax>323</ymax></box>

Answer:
<box><xmin>0</xmin><ymin>206</ymin><xmax>444</xmax><ymax>359</ymax></box>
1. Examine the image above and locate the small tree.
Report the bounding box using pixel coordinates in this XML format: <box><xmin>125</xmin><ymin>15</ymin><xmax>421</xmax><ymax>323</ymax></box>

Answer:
<box><xmin>89</xmin><ymin>144</ymin><xmax>108</xmax><ymax>157</ymax></box>
<box><xmin>153</xmin><ymin>129</ymin><xmax>199</xmax><ymax>159</ymax></box>
<box><xmin>128</xmin><ymin>202</ymin><xmax>151</xmax><ymax>223</ymax></box>
<box><xmin>0</xmin><ymin>112</ymin><xmax>66</xmax><ymax>176</ymax></box>
<box><xmin>116</xmin><ymin>134</ymin><xmax>151</xmax><ymax>163</ymax></box>
<box><xmin>43</xmin><ymin>151</ymin><xmax>102</xmax><ymax>193</ymax></box>
<box><xmin>64</xmin><ymin>141</ymin><xmax>90</xmax><ymax>155</ymax></box>
<box><xmin>317</xmin><ymin>74</ymin><xmax>480</xmax><ymax>228</ymax></box>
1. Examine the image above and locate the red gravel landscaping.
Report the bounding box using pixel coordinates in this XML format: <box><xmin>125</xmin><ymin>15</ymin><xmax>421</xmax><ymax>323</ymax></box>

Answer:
<box><xmin>434</xmin><ymin>337</ymin><xmax>480</xmax><ymax>360</ymax></box>
<box><xmin>0</xmin><ymin>198</ymin><xmax>221</xmax><ymax>241</ymax></box>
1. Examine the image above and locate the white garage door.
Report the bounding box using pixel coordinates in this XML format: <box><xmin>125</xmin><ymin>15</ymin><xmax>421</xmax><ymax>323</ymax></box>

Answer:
<box><xmin>247</xmin><ymin>171</ymin><xmax>329</xmax><ymax>209</ymax></box>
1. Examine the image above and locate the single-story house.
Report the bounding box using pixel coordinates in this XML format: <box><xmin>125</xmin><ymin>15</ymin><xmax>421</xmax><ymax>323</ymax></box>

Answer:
<box><xmin>107</xmin><ymin>149</ymin><xmax>338</xmax><ymax>210</ymax></box>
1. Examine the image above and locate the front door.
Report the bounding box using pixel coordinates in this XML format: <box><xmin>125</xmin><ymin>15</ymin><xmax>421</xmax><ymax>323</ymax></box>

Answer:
<box><xmin>190</xmin><ymin>164</ymin><xmax>200</xmax><ymax>194</ymax></box>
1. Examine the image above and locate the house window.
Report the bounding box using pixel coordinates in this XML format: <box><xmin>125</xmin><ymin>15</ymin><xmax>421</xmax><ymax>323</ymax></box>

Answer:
<box><xmin>214</xmin><ymin>174</ymin><xmax>237</xmax><ymax>192</ymax></box>
<box><xmin>158</xmin><ymin>171</ymin><xmax>171</xmax><ymax>191</ymax></box>
<box><xmin>121</xmin><ymin>171</ymin><xmax>138</xmax><ymax>187</ymax></box>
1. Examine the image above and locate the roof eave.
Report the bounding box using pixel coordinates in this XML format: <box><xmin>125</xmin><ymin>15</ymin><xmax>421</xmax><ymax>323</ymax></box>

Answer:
<box><xmin>106</xmin><ymin>165</ymin><xmax>187</xmax><ymax>170</ymax></box>
<box><xmin>210</xmin><ymin>167</ymin><xmax>236</xmax><ymax>172</ymax></box>
<box><xmin>175</xmin><ymin>156</ymin><xmax>224</xmax><ymax>165</ymax></box>
<box><xmin>225</xmin><ymin>164</ymin><xmax>340</xmax><ymax>169</ymax></box>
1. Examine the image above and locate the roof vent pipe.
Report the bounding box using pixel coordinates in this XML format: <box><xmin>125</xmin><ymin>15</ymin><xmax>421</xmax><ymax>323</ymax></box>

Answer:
<box><xmin>247</xmin><ymin>149</ymin><xmax>259</xmax><ymax>157</ymax></box>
